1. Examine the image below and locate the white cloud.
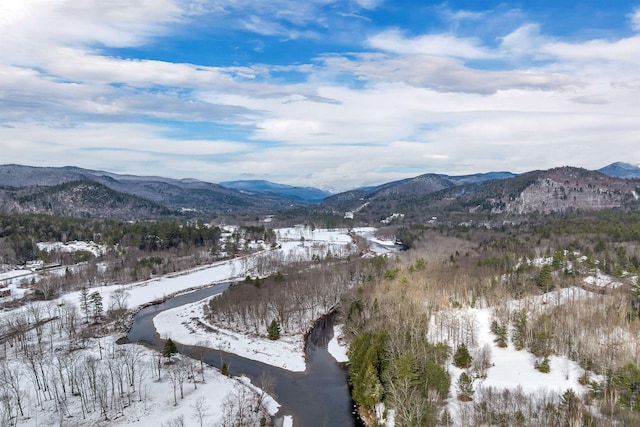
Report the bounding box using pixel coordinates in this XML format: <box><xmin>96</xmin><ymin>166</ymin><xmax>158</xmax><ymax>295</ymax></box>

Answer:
<box><xmin>319</xmin><ymin>53</ymin><xmax>573</xmax><ymax>94</ymax></box>
<box><xmin>0</xmin><ymin>0</ymin><xmax>183</xmax><ymax>58</ymax></box>
<box><xmin>542</xmin><ymin>36</ymin><xmax>640</xmax><ymax>65</ymax></box>
<box><xmin>630</xmin><ymin>7</ymin><xmax>640</xmax><ymax>32</ymax></box>
<box><xmin>2</xmin><ymin>2</ymin><xmax>640</xmax><ymax>188</ymax></box>
<box><xmin>368</xmin><ymin>29</ymin><xmax>493</xmax><ymax>59</ymax></box>
<box><xmin>499</xmin><ymin>23</ymin><xmax>546</xmax><ymax>59</ymax></box>
<box><xmin>353</xmin><ymin>0</ymin><xmax>382</xmax><ymax>10</ymax></box>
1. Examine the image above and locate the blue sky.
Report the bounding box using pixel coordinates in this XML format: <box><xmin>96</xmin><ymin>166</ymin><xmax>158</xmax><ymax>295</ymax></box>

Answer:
<box><xmin>1</xmin><ymin>1</ymin><xmax>640</xmax><ymax>190</ymax></box>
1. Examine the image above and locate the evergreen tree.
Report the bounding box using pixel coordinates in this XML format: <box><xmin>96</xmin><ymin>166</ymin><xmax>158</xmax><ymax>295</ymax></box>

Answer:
<box><xmin>612</xmin><ymin>363</ymin><xmax>640</xmax><ymax>411</ymax></box>
<box><xmin>352</xmin><ymin>362</ymin><xmax>383</xmax><ymax>409</ymax></box>
<box><xmin>537</xmin><ymin>264</ymin><xmax>554</xmax><ymax>292</ymax></box>
<box><xmin>512</xmin><ymin>309</ymin><xmax>528</xmax><ymax>350</ymax></box>
<box><xmin>552</xmin><ymin>249</ymin><xmax>565</xmax><ymax>269</ymax></box>
<box><xmin>456</xmin><ymin>372</ymin><xmax>474</xmax><ymax>401</ymax></box>
<box><xmin>221</xmin><ymin>362</ymin><xmax>231</xmax><ymax>377</ymax></box>
<box><xmin>267</xmin><ymin>319</ymin><xmax>281</xmax><ymax>340</ymax></box>
<box><xmin>491</xmin><ymin>320</ymin><xmax>508</xmax><ymax>348</ymax></box>
<box><xmin>89</xmin><ymin>291</ymin><xmax>103</xmax><ymax>322</ymax></box>
<box><xmin>453</xmin><ymin>343</ymin><xmax>473</xmax><ymax>369</ymax></box>
<box><xmin>422</xmin><ymin>360</ymin><xmax>451</xmax><ymax>399</ymax></box>
<box><xmin>163</xmin><ymin>338</ymin><xmax>178</xmax><ymax>358</ymax></box>
<box><xmin>79</xmin><ymin>287</ymin><xmax>90</xmax><ymax>322</ymax></box>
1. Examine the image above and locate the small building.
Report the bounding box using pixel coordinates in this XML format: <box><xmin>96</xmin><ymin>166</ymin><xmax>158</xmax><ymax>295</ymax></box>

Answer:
<box><xmin>25</xmin><ymin>260</ymin><xmax>44</xmax><ymax>271</ymax></box>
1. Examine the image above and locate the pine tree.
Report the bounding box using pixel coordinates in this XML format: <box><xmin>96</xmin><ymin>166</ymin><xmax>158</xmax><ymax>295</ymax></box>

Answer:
<box><xmin>267</xmin><ymin>319</ymin><xmax>281</xmax><ymax>340</ymax></box>
<box><xmin>221</xmin><ymin>362</ymin><xmax>231</xmax><ymax>377</ymax></box>
<box><xmin>353</xmin><ymin>362</ymin><xmax>383</xmax><ymax>409</ymax></box>
<box><xmin>537</xmin><ymin>264</ymin><xmax>554</xmax><ymax>292</ymax></box>
<box><xmin>512</xmin><ymin>309</ymin><xmax>528</xmax><ymax>350</ymax></box>
<box><xmin>453</xmin><ymin>343</ymin><xmax>473</xmax><ymax>369</ymax></box>
<box><xmin>491</xmin><ymin>320</ymin><xmax>508</xmax><ymax>348</ymax></box>
<box><xmin>79</xmin><ymin>287</ymin><xmax>90</xmax><ymax>322</ymax></box>
<box><xmin>163</xmin><ymin>338</ymin><xmax>177</xmax><ymax>358</ymax></box>
<box><xmin>457</xmin><ymin>372</ymin><xmax>474</xmax><ymax>401</ymax></box>
<box><xmin>89</xmin><ymin>291</ymin><xmax>103</xmax><ymax>322</ymax></box>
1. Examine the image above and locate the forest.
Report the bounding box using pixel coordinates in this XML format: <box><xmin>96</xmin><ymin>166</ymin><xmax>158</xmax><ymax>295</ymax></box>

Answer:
<box><xmin>337</xmin><ymin>210</ymin><xmax>640</xmax><ymax>426</ymax></box>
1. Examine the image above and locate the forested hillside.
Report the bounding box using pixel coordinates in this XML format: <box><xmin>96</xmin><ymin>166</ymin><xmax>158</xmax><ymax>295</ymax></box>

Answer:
<box><xmin>340</xmin><ymin>210</ymin><xmax>640</xmax><ymax>425</ymax></box>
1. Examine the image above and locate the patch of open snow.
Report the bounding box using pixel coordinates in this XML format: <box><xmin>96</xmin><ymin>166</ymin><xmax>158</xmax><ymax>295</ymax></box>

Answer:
<box><xmin>583</xmin><ymin>270</ymin><xmax>623</xmax><ymax>289</ymax></box>
<box><xmin>154</xmin><ymin>297</ymin><xmax>306</xmax><ymax>371</ymax></box>
<box><xmin>37</xmin><ymin>240</ymin><xmax>108</xmax><ymax>256</ymax></box>
<box><xmin>445</xmin><ymin>300</ymin><xmax>590</xmax><ymax>425</ymax></box>
<box><xmin>328</xmin><ymin>324</ymin><xmax>349</xmax><ymax>363</ymax></box>
<box><xmin>0</xmin><ymin>268</ymin><xmax>33</xmax><ymax>281</ymax></box>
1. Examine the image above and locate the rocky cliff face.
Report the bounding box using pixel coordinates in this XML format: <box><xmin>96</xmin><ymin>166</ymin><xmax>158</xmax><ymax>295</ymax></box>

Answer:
<box><xmin>496</xmin><ymin>167</ymin><xmax>638</xmax><ymax>214</ymax></box>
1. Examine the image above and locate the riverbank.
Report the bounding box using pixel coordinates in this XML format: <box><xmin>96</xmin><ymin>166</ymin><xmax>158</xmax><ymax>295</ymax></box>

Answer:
<box><xmin>0</xmin><ymin>227</ymin><xmax>371</xmax><ymax>426</ymax></box>
<box><xmin>154</xmin><ymin>296</ymin><xmax>308</xmax><ymax>371</ymax></box>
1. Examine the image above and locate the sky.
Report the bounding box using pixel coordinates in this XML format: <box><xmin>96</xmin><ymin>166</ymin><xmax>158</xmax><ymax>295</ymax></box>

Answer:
<box><xmin>1</xmin><ymin>1</ymin><xmax>640</xmax><ymax>191</ymax></box>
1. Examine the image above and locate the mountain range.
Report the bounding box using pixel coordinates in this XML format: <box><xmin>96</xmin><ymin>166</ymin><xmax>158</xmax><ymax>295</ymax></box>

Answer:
<box><xmin>0</xmin><ymin>162</ymin><xmax>638</xmax><ymax>221</ymax></box>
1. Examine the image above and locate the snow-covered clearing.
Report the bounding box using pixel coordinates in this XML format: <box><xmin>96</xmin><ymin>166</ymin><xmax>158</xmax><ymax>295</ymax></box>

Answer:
<box><xmin>435</xmin><ymin>281</ymin><xmax>613</xmax><ymax>425</ymax></box>
<box><xmin>37</xmin><ymin>240</ymin><xmax>108</xmax><ymax>257</ymax></box>
<box><xmin>154</xmin><ymin>297</ymin><xmax>307</xmax><ymax>371</ymax></box>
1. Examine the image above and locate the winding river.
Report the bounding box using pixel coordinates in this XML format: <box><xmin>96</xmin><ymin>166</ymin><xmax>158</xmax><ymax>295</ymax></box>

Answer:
<box><xmin>123</xmin><ymin>283</ymin><xmax>361</xmax><ymax>427</ymax></box>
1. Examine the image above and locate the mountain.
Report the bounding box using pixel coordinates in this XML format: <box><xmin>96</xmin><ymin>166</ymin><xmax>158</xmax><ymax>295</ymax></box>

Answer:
<box><xmin>321</xmin><ymin>171</ymin><xmax>515</xmax><ymax>213</ymax></box>
<box><xmin>599</xmin><ymin>162</ymin><xmax>640</xmax><ymax>179</ymax></box>
<box><xmin>445</xmin><ymin>171</ymin><xmax>516</xmax><ymax>185</ymax></box>
<box><xmin>0</xmin><ymin>165</ymin><xmax>312</xmax><ymax>214</ymax></box>
<box><xmin>1</xmin><ymin>163</ymin><xmax>638</xmax><ymax>222</ymax></box>
<box><xmin>219</xmin><ymin>180</ymin><xmax>332</xmax><ymax>203</ymax></box>
<box><xmin>321</xmin><ymin>167</ymin><xmax>640</xmax><ymax>223</ymax></box>
<box><xmin>418</xmin><ymin>167</ymin><xmax>640</xmax><ymax>219</ymax></box>
<box><xmin>0</xmin><ymin>180</ymin><xmax>170</xmax><ymax>218</ymax></box>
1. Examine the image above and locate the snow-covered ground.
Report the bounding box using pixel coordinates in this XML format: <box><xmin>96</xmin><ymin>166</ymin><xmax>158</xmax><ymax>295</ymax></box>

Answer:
<box><xmin>446</xmin><ymin>306</ymin><xmax>587</xmax><ymax>413</ymax></box>
<box><xmin>154</xmin><ymin>297</ymin><xmax>307</xmax><ymax>371</ymax></box>
<box><xmin>37</xmin><ymin>240</ymin><xmax>108</xmax><ymax>257</ymax></box>
<box><xmin>0</xmin><ymin>228</ymin><xmax>366</xmax><ymax>427</ymax></box>
<box><xmin>328</xmin><ymin>324</ymin><xmax>349</xmax><ymax>363</ymax></box>
<box><xmin>583</xmin><ymin>269</ymin><xmax>623</xmax><ymax>289</ymax></box>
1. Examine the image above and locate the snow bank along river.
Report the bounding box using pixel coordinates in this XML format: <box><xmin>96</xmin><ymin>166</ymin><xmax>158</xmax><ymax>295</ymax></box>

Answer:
<box><xmin>124</xmin><ymin>283</ymin><xmax>361</xmax><ymax>427</ymax></box>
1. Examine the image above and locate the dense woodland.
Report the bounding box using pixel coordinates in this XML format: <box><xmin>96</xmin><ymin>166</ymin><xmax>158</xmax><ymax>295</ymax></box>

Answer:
<box><xmin>339</xmin><ymin>210</ymin><xmax>640</xmax><ymax>426</ymax></box>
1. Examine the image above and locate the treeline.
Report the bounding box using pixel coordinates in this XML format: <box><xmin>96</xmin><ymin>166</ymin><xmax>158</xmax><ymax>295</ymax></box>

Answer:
<box><xmin>0</xmin><ymin>213</ymin><xmax>288</xmax><ymax>306</ymax></box>
<box><xmin>0</xmin><ymin>213</ymin><xmax>223</xmax><ymax>264</ymax></box>
<box><xmin>532</xmin><ymin>209</ymin><xmax>640</xmax><ymax>242</ymax></box>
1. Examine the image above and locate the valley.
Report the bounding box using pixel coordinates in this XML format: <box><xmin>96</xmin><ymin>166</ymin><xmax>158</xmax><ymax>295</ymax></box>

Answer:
<box><xmin>1</xmin><ymin>163</ymin><xmax>640</xmax><ymax>426</ymax></box>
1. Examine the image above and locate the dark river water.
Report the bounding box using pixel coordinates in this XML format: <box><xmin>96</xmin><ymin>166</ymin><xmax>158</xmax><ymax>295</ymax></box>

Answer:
<box><xmin>123</xmin><ymin>283</ymin><xmax>361</xmax><ymax>427</ymax></box>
